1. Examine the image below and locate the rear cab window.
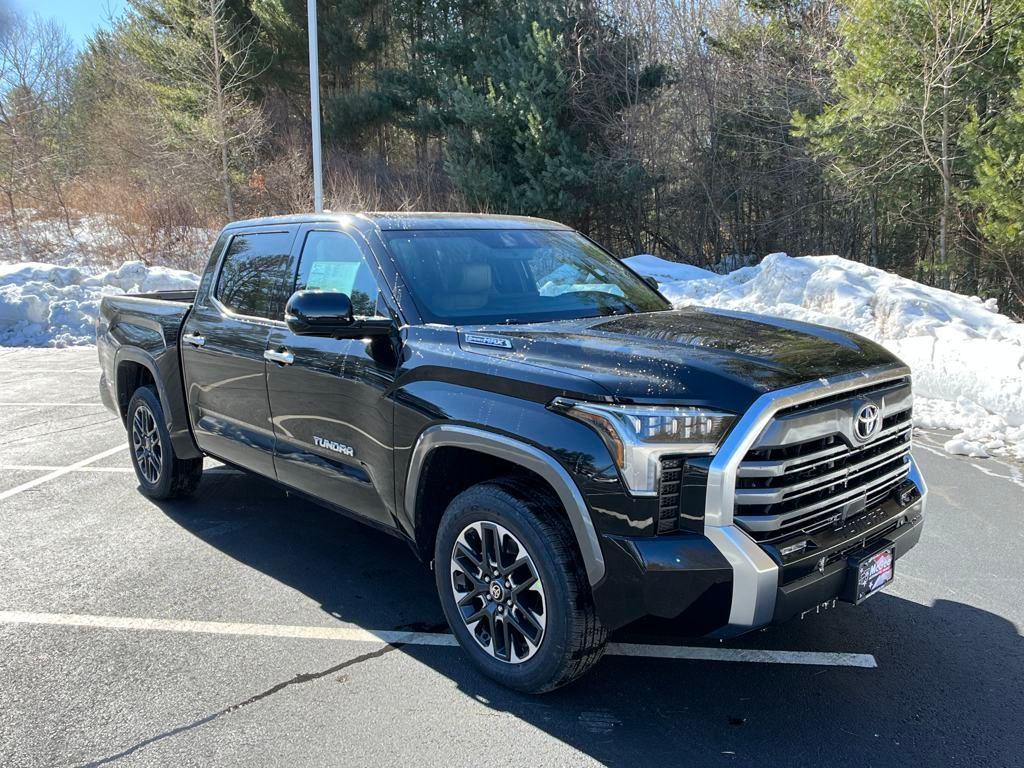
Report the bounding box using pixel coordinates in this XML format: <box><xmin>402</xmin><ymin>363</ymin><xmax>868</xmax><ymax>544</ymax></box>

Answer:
<box><xmin>215</xmin><ymin>231</ymin><xmax>294</xmax><ymax>320</ymax></box>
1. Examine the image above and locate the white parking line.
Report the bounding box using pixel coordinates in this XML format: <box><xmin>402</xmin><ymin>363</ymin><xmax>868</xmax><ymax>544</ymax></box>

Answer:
<box><xmin>0</xmin><ymin>445</ymin><xmax>129</xmax><ymax>501</ymax></box>
<box><xmin>0</xmin><ymin>465</ymin><xmax>137</xmax><ymax>473</ymax></box>
<box><xmin>0</xmin><ymin>610</ymin><xmax>878</xmax><ymax>668</ymax></box>
<box><xmin>0</xmin><ymin>464</ymin><xmax>242</xmax><ymax>475</ymax></box>
<box><xmin>0</xmin><ymin>368</ymin><xmax>100</xmax><ymax>374</ymax></box>
<box><xmin>0</xmin><ymin>402</ymin><xmax>109</xmax><ymax>407</ymax></box>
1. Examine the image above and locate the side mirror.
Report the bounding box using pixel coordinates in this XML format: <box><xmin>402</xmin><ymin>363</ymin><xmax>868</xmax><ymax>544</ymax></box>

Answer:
<box><xmin>285</xmin><ymin>291</ymin><xmax>392</xmax><ymax>338</ymax></box>
<box><xmin>643</xmin><ymin>275</ymin><xmax>659</xmax><ymax>290</ymax></box>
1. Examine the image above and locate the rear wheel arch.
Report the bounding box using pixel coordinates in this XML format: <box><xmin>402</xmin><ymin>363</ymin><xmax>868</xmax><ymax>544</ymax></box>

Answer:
<box><xmin>406</xmin><ymin>425</ymin><xmax>606</xmax><ymax>586</ymax></box>
<box><xmin>115</xmin><ymin>358</ymin><xmax>158</xmax><ymax>424</ymax></box>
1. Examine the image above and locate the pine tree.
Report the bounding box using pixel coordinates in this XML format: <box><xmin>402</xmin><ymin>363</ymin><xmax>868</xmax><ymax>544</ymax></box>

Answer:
<box><xmin>440</xmin><ymin>0</ymin><xmax>663</xmax><ymax>231</ymax></box>
<box><xmin>124</xmin><ymin>0</ymin><xmax>268</xmax><ymax>218</ymax></box>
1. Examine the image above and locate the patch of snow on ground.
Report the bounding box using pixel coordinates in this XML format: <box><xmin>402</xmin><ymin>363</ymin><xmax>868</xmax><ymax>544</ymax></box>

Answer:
<box><xmin>628</xmin><ymin>252</ymin><xmax>1024</xmax><ymax>461</ymax></box>
<box><xmin>0</xmin><ymin>260</ymin><xmax>199</xmax><ymax>347</ymax></box>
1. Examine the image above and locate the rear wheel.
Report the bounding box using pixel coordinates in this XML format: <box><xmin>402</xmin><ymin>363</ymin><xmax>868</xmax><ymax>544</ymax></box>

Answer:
<box><xmin>434</xmin><ymin>479</ymin><xmax>607</xmax><ymax>693</ymax></box>
<box><xmin>127</xmin><ymin>386</ymin><xmax>202</xmax><ymax>500</ymax></box>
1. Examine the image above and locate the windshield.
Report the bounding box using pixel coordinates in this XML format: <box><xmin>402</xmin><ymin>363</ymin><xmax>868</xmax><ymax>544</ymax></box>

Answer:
<box><xmin>381</xmin><ymin>229</ymin><xmax>670</xmax><ymax>325</ymax></box>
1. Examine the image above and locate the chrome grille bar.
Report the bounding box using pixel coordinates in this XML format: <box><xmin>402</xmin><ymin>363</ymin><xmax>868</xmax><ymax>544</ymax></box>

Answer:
<box><xmin>731</xmin><ymin>376</ymin><xmax>914</xmax><ymax>542</ymax></box>
<box><xmin>735</xmin><ymin>462</ymin><xmax>912</xmax><ymax>533</ymax></box>
<box><xmin>735</xmin><ymin>439</ymin><xmax>912</xmax><ymax>505</ymax></box>
<box><xmin>737</xmin><ymin>422</ymin><xmax>912</xmax><ymax>479</ymax></box>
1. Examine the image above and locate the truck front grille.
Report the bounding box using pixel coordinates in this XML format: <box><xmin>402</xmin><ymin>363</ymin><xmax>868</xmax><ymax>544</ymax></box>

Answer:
<box><xmin>734</xmin><ymin>378</ymin><xmax>913</xmax><ymax>544</ymax></box>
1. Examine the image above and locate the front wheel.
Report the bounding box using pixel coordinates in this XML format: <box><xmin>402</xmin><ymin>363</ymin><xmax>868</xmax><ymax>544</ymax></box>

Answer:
<box><xmin>127</xmin><ymin>386</ymin><xmax>202</xmax><ymax>500</ymax></box>
<box><xmin>434</xmin><ymin>479</ymin><xmax>607</xmax><ymax>693</ymax></box>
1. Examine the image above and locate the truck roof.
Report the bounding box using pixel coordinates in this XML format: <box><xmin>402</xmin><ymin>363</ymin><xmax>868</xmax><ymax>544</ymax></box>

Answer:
<box><xmin>224</xmin><ymin>211</ymin><xmax>573</xmax><ymax>232</ymax></box>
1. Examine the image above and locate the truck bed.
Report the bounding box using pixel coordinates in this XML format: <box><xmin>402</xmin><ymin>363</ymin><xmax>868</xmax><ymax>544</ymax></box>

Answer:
<box><xmin>96</xmin><ymin>290</ymin><xmax>198</xmax><ymax>458</ymax></box>
<box><xmin>100</xmin><ymin>288</ymin><xmax>195</xmax><ymax>320</ymax></box>
<box><xmin>97</xmin><ymin>291</ymin><xmax>195</xmax><ymax>348</ymax></box>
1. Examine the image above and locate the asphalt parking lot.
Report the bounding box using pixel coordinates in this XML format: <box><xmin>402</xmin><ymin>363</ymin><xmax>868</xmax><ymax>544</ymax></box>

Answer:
<box><xmin>1</xmin><ymin>346</ymin><xmax>1022</xmax><ymax>767</ymax></box>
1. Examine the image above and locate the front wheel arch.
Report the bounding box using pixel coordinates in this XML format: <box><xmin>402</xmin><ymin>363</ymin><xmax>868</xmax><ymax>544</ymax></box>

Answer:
<box><xmin>406</xmin><ymin>425</ymin><xmax>606</xmax><ymax>586</ymax></box>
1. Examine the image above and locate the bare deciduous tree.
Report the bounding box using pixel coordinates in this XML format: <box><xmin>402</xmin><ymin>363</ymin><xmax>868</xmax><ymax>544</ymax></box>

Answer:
<box><xmin>0</xmin><ymin>14</ymin><xmax>74</xmax><ymax>252</ymax></box>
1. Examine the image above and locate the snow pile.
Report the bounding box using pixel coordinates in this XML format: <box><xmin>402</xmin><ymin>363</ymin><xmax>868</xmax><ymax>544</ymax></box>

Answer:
<box><xmin>0</xmin><ymin>261</ymin><xmax>200</xmax><ymax>347</ymax></box>
<box><xmin>628</xmin><ymin>252</ymin><xmax>1024</xmax><ymax>461</ymax></box>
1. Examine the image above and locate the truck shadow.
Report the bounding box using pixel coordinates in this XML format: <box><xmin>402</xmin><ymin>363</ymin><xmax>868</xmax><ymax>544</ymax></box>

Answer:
<box><xmin>156</xmin><ymin>470</ymin><xmax>1023</xmax><ymax>767</ymax></box>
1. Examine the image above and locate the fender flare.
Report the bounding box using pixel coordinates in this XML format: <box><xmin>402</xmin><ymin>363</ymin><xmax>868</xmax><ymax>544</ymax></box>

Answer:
<box><xmin>113</xmin><ymin>347</ymin><xmax>203</xmax><ymax>460</ymax></box>
<box><xmin>405</xmin><ymin>424</ymin><xmax>606</xmax><ymax>585</ymax></box>
<box><xmin>114</xmin><ymin>347</ymin><xmax>168</xmax><ymax>421</ymax></box>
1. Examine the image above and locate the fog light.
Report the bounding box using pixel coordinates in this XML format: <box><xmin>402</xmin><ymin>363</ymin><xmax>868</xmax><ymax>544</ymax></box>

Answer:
<box><xmin>897</xmin><ymin>484</ymin><xmax>919</xmax><ymax>507</ymax></box>
<box><xmin>779</xmin><ymin>540</ymin><xmax>808</xmax><ymax>557</ymax></box>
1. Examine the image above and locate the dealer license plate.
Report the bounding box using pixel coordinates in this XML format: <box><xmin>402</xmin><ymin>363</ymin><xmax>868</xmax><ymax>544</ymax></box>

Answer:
<box><xmin>854</xmin><ymin>546</ymin><xmax>894</xmax><ymax>603</ymax></box>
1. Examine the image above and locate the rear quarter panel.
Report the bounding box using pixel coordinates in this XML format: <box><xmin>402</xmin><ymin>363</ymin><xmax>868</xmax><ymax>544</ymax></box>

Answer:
<box><xmin>98</xmin><ymin>293</ymin><xmax>201</xmax><ymax>459</ymax></box>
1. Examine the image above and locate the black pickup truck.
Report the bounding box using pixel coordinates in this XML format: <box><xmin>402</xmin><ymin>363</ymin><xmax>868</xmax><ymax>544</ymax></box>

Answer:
<box><xmin>97</xmin><ymin>213</ymin><xmax>926</xmax><ymax>692</ymax></box>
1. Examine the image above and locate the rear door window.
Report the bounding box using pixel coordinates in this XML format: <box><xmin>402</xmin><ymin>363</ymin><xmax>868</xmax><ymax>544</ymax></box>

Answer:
<box><xmin>215</xmin><ymin>231</ymin><xmax>294</xmax><ymax>320</ymax></box>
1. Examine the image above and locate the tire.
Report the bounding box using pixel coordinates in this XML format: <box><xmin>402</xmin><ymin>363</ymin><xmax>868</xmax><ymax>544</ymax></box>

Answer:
<box><xmin>434</xmin><ymin>478</ymin><xmax>607</xmax><ymax>693</ymax></box>
<box><xmin>127</xmin><ymin>385</ymin><xmax>202</xmax><ymax>500</ymax></box>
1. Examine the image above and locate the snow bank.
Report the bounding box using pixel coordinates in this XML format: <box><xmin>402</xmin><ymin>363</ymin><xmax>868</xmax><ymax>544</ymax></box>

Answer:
<box><xmin>629</xmin><ymin>252</ymin><xmax>1024</xmax><ymax>461</ymax></box>
<box><xmin>0</xmin><ymin>261</ymin><xmax>199</xmax><ymax>347</ymax></box>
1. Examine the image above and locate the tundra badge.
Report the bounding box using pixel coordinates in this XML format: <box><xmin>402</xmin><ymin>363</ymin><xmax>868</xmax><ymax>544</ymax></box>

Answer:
<box><xmin>314</xmin><ymin>436</ymin><xmax>354</xmax><ymax>457</ymax></box>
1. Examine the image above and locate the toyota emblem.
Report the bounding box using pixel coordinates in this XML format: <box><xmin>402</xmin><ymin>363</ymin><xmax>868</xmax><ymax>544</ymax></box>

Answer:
<box><xmin>854</xmin><ymin>402</ymin><xmax>881</xmax><ymax>442</ymax></box>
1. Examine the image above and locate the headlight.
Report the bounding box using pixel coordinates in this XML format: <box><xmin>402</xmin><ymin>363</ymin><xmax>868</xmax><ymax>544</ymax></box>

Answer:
<box><xmin>549</xmin><ymin>398</ymin><xmax>735</xmax><ymax>495</ymax></box>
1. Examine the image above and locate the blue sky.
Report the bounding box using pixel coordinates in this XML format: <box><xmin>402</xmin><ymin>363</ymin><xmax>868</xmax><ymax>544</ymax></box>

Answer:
<box><xmin>14</xmin><ymin>0</ymin><xmax>126</xmax><ymax>48</ymax></box>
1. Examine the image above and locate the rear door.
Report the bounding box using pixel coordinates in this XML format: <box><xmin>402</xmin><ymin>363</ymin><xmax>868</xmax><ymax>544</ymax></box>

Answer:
<box><xmin>180</xmin><ymin>227</ymin><xmax>296</xmax><ymax>477</ymax></box>
<box><xmin>265</xmin><ymin>224</ymin><xmax>399</xmax><ymax>527</ymax></box>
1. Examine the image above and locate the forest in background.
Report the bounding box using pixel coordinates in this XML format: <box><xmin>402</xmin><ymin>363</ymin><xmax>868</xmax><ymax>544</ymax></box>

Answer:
<box><xmin>2</xmin><ymin>0</ymin><xmax>1023</xmax><ymax>317</ymax></box>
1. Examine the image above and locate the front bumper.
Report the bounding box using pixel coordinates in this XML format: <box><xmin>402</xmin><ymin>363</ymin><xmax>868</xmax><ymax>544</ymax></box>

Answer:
<box><xmin>773</xmin><ymin>504</ymin><xmax>923</xmax><ymax>623</ymax></box>
<box><xmin>591</xmin><ymin>456</ymin><xmax>927</xmax><ymax>635</ymax></box>
<box><xmin>589</xmin><ymin>366</ymin><xmax>927</xmax><ymax>635</ymax></box>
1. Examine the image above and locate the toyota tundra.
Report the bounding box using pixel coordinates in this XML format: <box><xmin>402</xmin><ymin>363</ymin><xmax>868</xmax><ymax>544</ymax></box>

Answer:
<box><xmin>97</xmin><ymin>213</ymin><xmax>927</xmax><ymax>692</ymax></box>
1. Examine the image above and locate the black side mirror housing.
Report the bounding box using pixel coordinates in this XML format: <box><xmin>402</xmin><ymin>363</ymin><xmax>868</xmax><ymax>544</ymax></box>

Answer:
<box><xmin>644</xmin><ymin>275</ymin><xmax>659</xmax><ymax>290</ymax></box>
<box><xmin>285</xmin><ymin>291</ymin><xmax>392</xmax><ymax>338</ymax></box>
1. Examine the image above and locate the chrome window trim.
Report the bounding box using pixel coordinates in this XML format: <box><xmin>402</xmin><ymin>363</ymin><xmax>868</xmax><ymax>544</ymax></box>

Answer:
<box><xmin>703</xmin><ymin>363</ymin><xmax>918</xmax><ymax>633</ymax></box>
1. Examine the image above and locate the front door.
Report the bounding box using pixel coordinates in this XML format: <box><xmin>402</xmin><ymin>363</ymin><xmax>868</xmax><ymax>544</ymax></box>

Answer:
<box><xmin>266</xmin><ymin>225</ymin><xmax>399</xmax><ymax>526</ymax></box>
<box><xmin>181</xmin><ymin>228</ymin><xmax>296</xmax><ymax>477</ymax></box>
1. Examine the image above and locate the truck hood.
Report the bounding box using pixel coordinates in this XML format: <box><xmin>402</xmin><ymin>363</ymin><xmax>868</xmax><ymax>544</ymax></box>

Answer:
<box><xmin>461</xmin><ymin>308</ymin><xmax>903</xmax><ymax>411</ymax></box>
